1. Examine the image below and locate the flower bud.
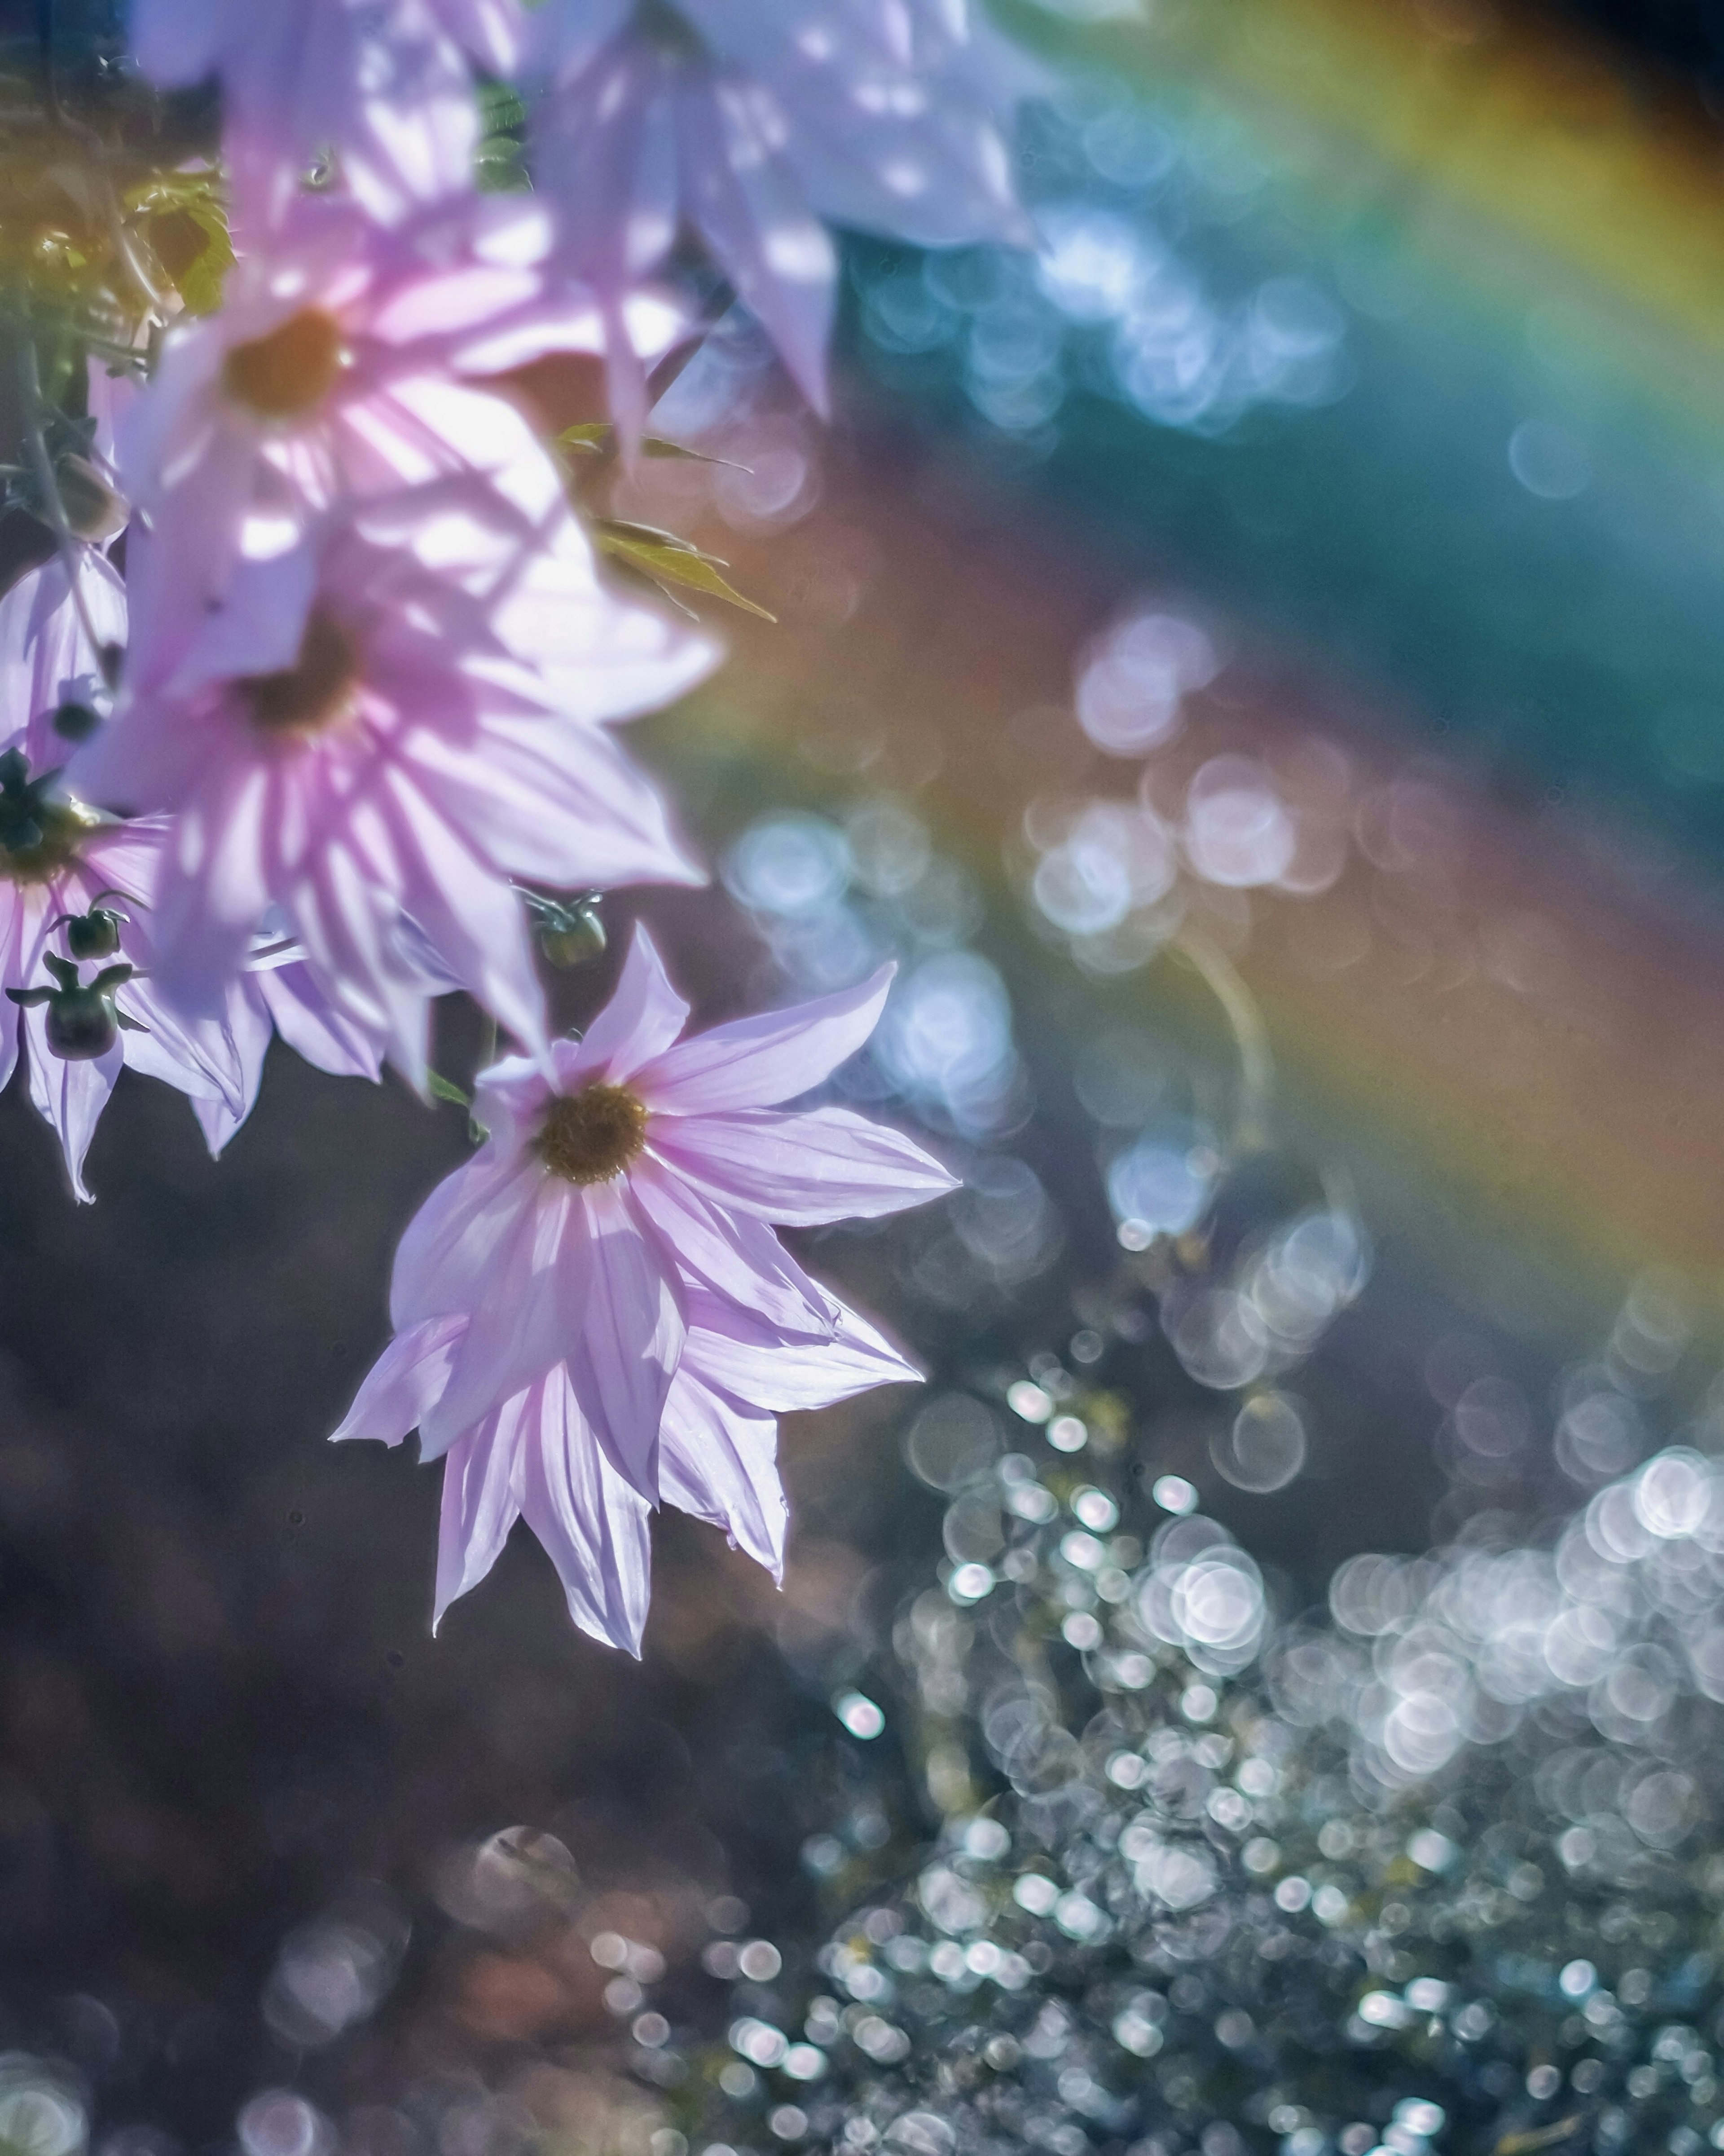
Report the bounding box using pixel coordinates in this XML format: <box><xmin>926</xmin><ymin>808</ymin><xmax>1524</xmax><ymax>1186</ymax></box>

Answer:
<box><xmin>45</xmin><ymin>990</ymin><xmax>118</xmax><ymax>1060</ymax></box>
<box><xmin>535</xmin><ymin>900</ymin><xmax>606</xmax><ymax>969</ymax></box>
<box><xmin>54</xmin><ymin>454</ymin><xmax>128</xmax><ymax>544</ymax></box>
<box><xmin>65</xmin><ymin>909</ymin><xmax>123</xmax><ymax>961</ymax></box>
<box><xmin>52</xmin><ymin>702</ymin><xmax>101</xmax><ymax>744</ymax></box>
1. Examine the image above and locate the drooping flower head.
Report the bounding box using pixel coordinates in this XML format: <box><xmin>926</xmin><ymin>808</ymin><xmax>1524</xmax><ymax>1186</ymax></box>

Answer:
<box><xmin>0</xmin><ymin>564</ymin><xmax>264</xmax><ymax>1197</ymax></box>
<box><xmin>74</xmin><ymin>494</ymin><xmax>716</xmax><ymax>1078</ymax></box>
<box><xmin>334</xmin><ymin>924</ymin><xmax>957</xmax><ymax>1649</ymax></box>
<box><xmin>129</xmin><ymin>0</ymin><xmax>526</xmax><ymax>234</ymax></box>
<box><xmin>526</xmin><ymin>0</ymin><xmax>1041</xmax><ymax>415</ymax></box>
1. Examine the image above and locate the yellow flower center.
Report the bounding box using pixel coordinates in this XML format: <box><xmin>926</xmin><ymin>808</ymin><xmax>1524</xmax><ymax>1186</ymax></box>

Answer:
<box><xmin>222</xmin><ymin>306</ymin><xmax>347</xmax><ymax>419</ymax></box>
<box><xmin>0</xmin><ymin>801</ymin><xmax>91</xmax><ymax>885</ymax></box>
<box><xmin>238</xmin><ymin>610</ymin><xmax>362</xmax><ymax>737</ymax></box>
<box><xmin>536</xmin><ymin>1084</ymin><xmax>648</xmax><ymax>1185</ymax></box>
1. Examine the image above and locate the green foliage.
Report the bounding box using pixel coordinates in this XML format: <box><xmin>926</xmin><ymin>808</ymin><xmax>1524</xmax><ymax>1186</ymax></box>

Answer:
<box><xmin>473</xmin><ymin>79</ymin><xmax>530</xmax><ymax>193</ymax></box>
<box><xmin>556</xmin><ymin>422</ymin><xmax>747</xmax><ymax>470</ymax></box>
<box><xmin>595</xmin><ymin>519</ymin><xmax>776</xmax><ymax>622</ymax></box>
<box><xmin>127</xmin><ymin>172</ymin><xmax>235</xmax><ymax>315</ymax></box>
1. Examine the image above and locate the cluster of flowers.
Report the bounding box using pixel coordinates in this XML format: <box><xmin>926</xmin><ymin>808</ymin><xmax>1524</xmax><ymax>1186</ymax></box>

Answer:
<box><xmin>0</xmin><ymin>0</ymin><xmax>1043</xmax><ymax>1646</ymax></box>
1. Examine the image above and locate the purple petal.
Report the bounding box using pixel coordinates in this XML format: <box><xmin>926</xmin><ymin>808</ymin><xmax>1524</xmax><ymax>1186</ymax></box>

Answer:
<box><xmin>358</xmin><ymin>771</ymin><xmax>553</xmax><ymax>1059</ymax></box>
<box><xmin>635</xmin><ymin>964</ymin><xmax>893</xmax><ymax>1115</ymax></box>
<box><xmin>0</xmin><ymin>554</ymin><xmax>126</xmax><ymax>769</ymax></box>
<box><xmin>149</xmin><ymin>760</ymin><xmax>278</xmax><ymax>1015</ymax></box>
<box><xmin>23</xmin><ymin>1005</ymin><xmax>123</xmax><ymax>1203</ymax></box>
<box><xmin>332</xmin><ymin>1313</ymin><xmax>469</xmax><ymax>1446</ymax></box>
<box><xmin>419</xmin><ymin>1181</ymin><xmax>588</xmax><ymax>1456</ymax></box>
<box><xmin>556</xmin><ymin>922</ymin><xmax>689</xmax><ymax>1089</ymax></box>
<box><xmin>630</xmin><ymin>1162</ymin><xmax>837</xmax><ymax>1340</ymax></box>
<box><xmin>677</xmin><ymin>1293</ymin><xmax>923</xmax><ymax>1415</ymax></box>
<box><xmin>434</xmin><ymin>1407</ymin><xmax>524</xmax><ymax>1631</ymax></box>
<box><xmin>0</xmin><ymin>883</ymin><xmax>49</xmax><ymax>1093</ymax></box>
<box><xmin>128</xmin><ymin>0</ymin><xmax>223</xmax><ymax>83</ymax></box>
<box><xmin>659</xmin><ymin>1366</ymin><xmax>787</xmax><ymax>1582</ymax></box>
<box><xmin>430</xmin><ymin>0</ymin><xmax>525</xmax><ymax>73</ymax></box>
<box><xmin>163</xmin><ymin>542</ymin><xmax>315</xmax><ymax>699</ymax></box>
<box><xmin>565</xmin><ymin>1179</ymin><xmax>684</xmax><ymax>1499</ymax></box>
<box><xmin>390</xmin><ymin>1143</ymin><xmax>540</xmax><ymax>1328</ymax></box>
<box><xmin>403</xmin><ymin>706</ymin><xmax>702</xmax><ymax>891</ymax></box>
<box><xmin>259</xmin><ymin>960</ymin><xmax>384</xmax><ymax>1081</ymax></box>
<box><xmin>676</xmin><ymin>71</ymin><xmax>837</xmax><ymax>413</ymax></box>
<box><xmin>516</xmin><ymin>1366</ymin><xmax>655</xmax><ymax>1654</ymax></box>
<box><xmin>650</xmin><ymin>1105</ymin><xmax>958</xmax><ymax>1225</ymax></box>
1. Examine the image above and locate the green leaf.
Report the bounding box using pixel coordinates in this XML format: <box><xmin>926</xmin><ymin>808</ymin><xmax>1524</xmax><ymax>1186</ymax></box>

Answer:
<box><xmin>474</xmin><ymin>138</ymin><xmax>531</xmax><ymax>193</ymax></box>
<box><xmin>595</xmin><ymin>522</ymin><xmax>776</xmax><ymax>622</ymax></box>
<box><xmin>427</xmin><ymin>1071</ymin><xmax>473</xmax><ymax>1109</ymax></box>
<box><xmin>554</xmin><ymin>422</ymin><xmax>747</xmax><ymax>469</ymax></box>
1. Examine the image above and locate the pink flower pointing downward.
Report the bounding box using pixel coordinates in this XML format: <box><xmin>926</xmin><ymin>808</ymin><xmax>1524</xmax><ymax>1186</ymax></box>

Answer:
<box><xmin>0</xmin><ymin>562</ymin><xmax>285</xmax><ymax>1196</ymax></box>
<box><xmin>527</xmin><ymin>0</ymin><xmax>1039</xmax><ymax>414</ymax></box>
<box><xmin>74</xmin><ymin>496</ymin><xmax>714</xmax><ymax>1080</ymax></box>
<box><xmin>117</xmin><ymin>185</ymin><xmax>682</xmax><ymax>684</ymax></box>
<box><xmin>130</xmin><ymin>0</ymin><xmax>525</xmax><ymax>233</ymax></box>
<box><xmin>334</xmin><ymin>924</ymin><xmax>957</xmax><ymax>1649</ymax></box>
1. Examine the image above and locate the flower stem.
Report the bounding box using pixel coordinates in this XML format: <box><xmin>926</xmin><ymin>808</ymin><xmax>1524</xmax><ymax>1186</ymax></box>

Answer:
<box><xmin>1169</xmin><ymin>926</ymin><xmax>1273</xmax><ymax>1152</ymax></box>
<box><xmin>14</xmin><ymin>332</ymin><xmax>106</xmax><ymax>675</ymax></box>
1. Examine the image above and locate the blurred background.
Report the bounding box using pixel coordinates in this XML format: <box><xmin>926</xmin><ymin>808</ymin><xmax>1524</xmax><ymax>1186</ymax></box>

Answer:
<box><xmin>7</xmin><ymin>0</ymin><xmax>1724</xmax><ymax>2151</ymax></box>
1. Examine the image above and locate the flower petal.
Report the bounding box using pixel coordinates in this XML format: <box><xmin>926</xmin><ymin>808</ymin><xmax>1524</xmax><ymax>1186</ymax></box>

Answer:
<box><xmin>659</xmin><ymin>1365</ymin><xmax>788</xmax><ymax>1583</ymax></box>
<box><xmin>389</xmin><ymin>1142</ymin><xmax>541</xmax><ymax>1329</ymax></box>
<box><xmin>630</xmin><ymin>1161</ymin><xmax>837</xmax><ymax>1340</ymax></box>
<box><xmin>677</xmin><ymin>71</ymin><xmax>837</xmax><ymax>414</ymax></box>
<box><xmin>650</xmin><ymin>1104</ymin><xmax>957</xmax><ymax>1224</ymax></box>
<box><xmin>517</xmin><ymin>1366</ymin><xmax>655</xmax><ymax>1655</ymax></box>
<box><xmin>565</xmin><ymin>1179</ymin><xmax>684</xmax><ymax>1499</ymax></box>
<box><xmin>332</xmin><ymin>1312</ymin><xmax>469</xmax><ymax>1447</ymax></box>
<box><xmin>260</xmin><ymin>959</ymin><xmax>385</xmax><ymax>1081</ymax></box>
<box><xmin>634</xmin><ymin>963</ymin><xmax>893</xmax><ymax>1115</ymax></box>
<box><xmin>420</xmin><ymin>1182</ymin><xmax>588</xmax><ymax>1457</ymax></box>
<box><xmin>23</xmin><ymin>1006</ymin><xmax>123</xmax><ymax>1204</ymax></box>
<box><xmin>677</xmin><ymin>1292</ymin><xmax>922</xmax><ymax>1415</ymax></box>
<box><xmin>433</xmin><ymin>1406</ymin><xmax>524</xmax><ymax>1631</ymax></box>
<box><xmin>556</xmin><ymin>921</ymin><xmax>689</xmax><ymax>1089</ymax></box>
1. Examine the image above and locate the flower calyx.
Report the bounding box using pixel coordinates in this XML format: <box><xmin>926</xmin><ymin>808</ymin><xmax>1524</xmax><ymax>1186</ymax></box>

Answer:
<box><xmin>8</xmin><ymin>951</ymin><xmax>148</xmax><ymax>1062</ymax></box>
<box><xmin>523</xmin><ymin>890</ymin><xmax>607</xmax><ymax>970</ymax></box>
<box><xmin>535</xmin><ymin>1083</ymin><xmax>647</xmax><ymax>1185</ymax></box>
<box><xmin>53</xmin><ymin>700</ymin><xmax>102</xmax><ymax>745</ymax></box>
<box><xmin>52</xmin><ymin>894</ymin><xmax>130</xmax><ymax>961</ymax></box>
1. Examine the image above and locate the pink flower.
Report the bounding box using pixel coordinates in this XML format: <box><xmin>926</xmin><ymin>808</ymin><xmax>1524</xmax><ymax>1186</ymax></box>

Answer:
<box><xmin>117</xmin><ymin>187</ymin><xmax>682</xmax><ymax>683</ymax></box>
<box><xmin>0</xmin><ymin>566</ymin><xmax>271</xmax><ymax>1196</ymax></box>
<box><xmin>332</xmin><ymin>924</ymin><xmax>957</xmax><ymax>1648</ymax></box>
<box><xmin>129</xmin><ymin>0</ymin><xmax>524</xmax><ymax>232</ymax></box>
<box><xmin>527</xmin><ymin>0</ymin><xmax>1038</xmax><ymax>412</ymax></box>
<box><xmin>74</xmin><ymin>495</ymin><xmax>716</xmax><ymax>1079</ymax></box>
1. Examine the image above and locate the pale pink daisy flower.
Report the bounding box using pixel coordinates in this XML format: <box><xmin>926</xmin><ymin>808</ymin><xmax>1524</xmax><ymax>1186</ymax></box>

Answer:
<box><xmin>526</xmin><ymin>0</ymin><xmax>1039</xmax><ymax>414</ymax></box>
<box><xmin>332</xmin><ymin>923</ymin><xmax>956</xmax><ymax>1648</ymax></box>
<box><xmin>117</xmin><ymin>185</ymin><xmax>682</xmax><ymax>683</ymax></box>
<box><xmin>129</xmin><ymin>0</ymin><xmax>526</xmax><ymax>233</ymax></box>
<box><xmin>73</xmin><ymin>492</ymin><xmax>714</xmax><ymax>1078</ymax></box>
